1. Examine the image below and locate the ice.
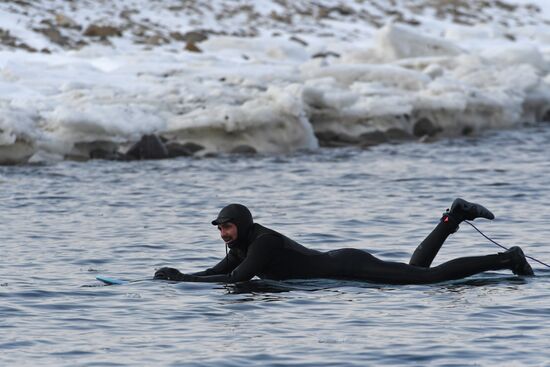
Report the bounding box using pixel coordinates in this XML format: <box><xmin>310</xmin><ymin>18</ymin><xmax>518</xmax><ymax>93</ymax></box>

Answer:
<box><xmin>165</xmin><ymin>84</ymin><xmax>318</xmax><ymax>154</ymax></box>
<box><xmin>375</xmin><ymin>23</ymin><xmax>463</xmax><ymax>61</ymax></box>
<box><xmin>0</xmin><ymin>0</ymin><xmax>549</xmax><ymax>163</ymax></box>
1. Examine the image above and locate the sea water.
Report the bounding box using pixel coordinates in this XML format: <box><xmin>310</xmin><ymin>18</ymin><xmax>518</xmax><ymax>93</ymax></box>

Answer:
<box><xmin>1</xmin><ymin>125</ymin><xmax>550</xmax><ymax>366</ymax></box>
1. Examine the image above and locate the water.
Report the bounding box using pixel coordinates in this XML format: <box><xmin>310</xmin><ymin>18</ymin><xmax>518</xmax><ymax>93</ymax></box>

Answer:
<box><xmin>1</xmin><ymin>125</ymin><xmax>550</xmax><ymax>366</ymax></box>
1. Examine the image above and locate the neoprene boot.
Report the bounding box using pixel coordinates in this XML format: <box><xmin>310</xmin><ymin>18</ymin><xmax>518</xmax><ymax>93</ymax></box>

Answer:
<box><xmin>410</xmin><ymin>198</ymin><xmax>496</xmax><ymax>268</ymax></box>
<box><xmin>505</xmin><ymin>246</ymin><xmax>535</xmax><ymax>276</ymax></box>
<box><xmin>448</xmin><ymin>198</ymin><xmax>495</xmax><ymax>221</ymax></box>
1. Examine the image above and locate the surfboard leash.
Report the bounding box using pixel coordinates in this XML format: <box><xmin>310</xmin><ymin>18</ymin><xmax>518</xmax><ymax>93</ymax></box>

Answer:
<box><xmin>464</xmin><ymin>220</ymin><xmax>550</xmax><ymax>269</ymax></box>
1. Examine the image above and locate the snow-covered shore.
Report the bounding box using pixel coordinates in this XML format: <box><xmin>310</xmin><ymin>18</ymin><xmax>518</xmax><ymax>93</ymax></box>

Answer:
<box><xmin>1</xmin><ymin>0</ymin><xmax>550</xmax><ymax>163</ymax></box>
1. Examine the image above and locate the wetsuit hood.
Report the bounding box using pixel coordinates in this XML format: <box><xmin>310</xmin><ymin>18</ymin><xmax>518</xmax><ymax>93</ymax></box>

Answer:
<box><xmin>211</xmin><ymin>204</ymin><xmax>254</xmax><ymax>249</ymax></box>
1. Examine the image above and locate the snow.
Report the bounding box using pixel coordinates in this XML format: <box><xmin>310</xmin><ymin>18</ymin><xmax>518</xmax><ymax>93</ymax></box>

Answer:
<box><xmin>0</xmin><ymin>0</ymin><xmax>550</xmax><ymax>163</ymax></box>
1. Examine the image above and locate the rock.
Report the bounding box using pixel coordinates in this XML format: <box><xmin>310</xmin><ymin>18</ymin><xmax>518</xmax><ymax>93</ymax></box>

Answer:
<box><xmin>34</xmin><ymin>25</ymin><xmax>72</xmax><ymax>47</ymax></box>
<box><xmin>203</xmin><ymin>152</ymin><xmax>219</xmax><ymax>158</ymax></box>
<box><xmin>142</xmin><ymin>34</ymin><xmax>169</xmax><ymax>46</ymax></box>
<box><xmin>270</xmin><ymin>11</ymin><xmax>292</xmax><ymax>24</ymax></box>
<box><xmin>312</xmin><ymin>51</ymin><xmax>340</xmax><ymax>58</ymax></box>
<box><xmin>165</xmin><ymin>142</ymin><xmax>193</xmax><ymax>158</ymax></box>
<box><xmin>120</xmin><ymin>9</ymin><xmax>139</xmax><ymax>20</ymax></box>
<box><xmin>318</xmin><ymin>5</ymin><xmax>355</xmax><ymax>19</ymax></box>
<box><xmin>461</xmin><ymin>125</ymin><xmax>474</xmax><ymax>135</ymax></box>
<box><xmin>55</xmin><ymin>14</ymin><xmax>81</xmax><ymax>30</ymax></box>
<box><xmin>89</xmin><ymin>149</ymin><xmax>128</xmax><ymax>161</ymax></box>
<box><xmin>315</xmin><ymin>131</ymin><xmax>359</xmax><ymax>147</ymax></box>
<box><xmin>83</xmin><ymin>24</ymin><xmax>122</xmax><ymax>38</ymax></box>
<box><xmin>169</xmin><ymin>31</ymin><xmax>186</xmax><ymax>42</ymax></box>
<box><xmin>359</xmin><ymin>131</ymin><xmax>388</xmax><ymax>147</ymax></box>
<box><xmin>125</xmin><ymin>134</ymin><xmax>169</xmax><ymax>160</ymax></box>
<box><xmin>0</xmin><ymin>29</ymin><xmax>38</xmax><ymax>51</ymax></box>
<box><xmin>231</xmin><ymin>145</ymin><xmax>257</xmax><ymax>155</ymax></box>
<box><xmin>180</xmin><ymin>142</ymin><xmax>205</xmax><ymax>154</ymax></box>
<box><xmin>184</xmin><ymin>41</ymin><xmax>202</xmax><ymax>53</ymax></box>
<box><xmin>289</xmin><ymin>36</ymin><xmax>307</xmax><ymax>46</ymax></box>
<box><xmin>0</xmin><ymin>29</ymin><xmax>15</xmax><ymax>45</ymax></box>
<box><xmin>413</xmin><ymin>117</ymin><xmax>442</xmax><ymax>138</ymax></box>
<box><xmin>385</xmin><ymin>128</ymin><xmax>413</xmax><ymax>141</ymax></box>
<box><xmin>174</xmin><ymin>30</ymin><xmax>208</xmax><ymax>43</ymax></box>
<box><xmin>329</xmin><ymin>6</ymin><xmax>355</xmax><ymax>16</ymax></box>
<box><xmin>542</xmin><ymin>109</ymin><xmax>550</xmax><ymax>122</ymax></box>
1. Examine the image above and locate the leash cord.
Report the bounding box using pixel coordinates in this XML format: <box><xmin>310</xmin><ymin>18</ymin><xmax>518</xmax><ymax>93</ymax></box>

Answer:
<box><xmin>464</xmin><ymin>220</ymin><xmax>550</xmax><ymax>268</ymax></box>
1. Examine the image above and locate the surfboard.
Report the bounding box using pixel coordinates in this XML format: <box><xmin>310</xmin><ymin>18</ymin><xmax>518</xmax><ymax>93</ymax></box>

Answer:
<box><xmin>96</xmin><ymin>275</ymin><xmax>129</xmax><ymax>285</ymax></box>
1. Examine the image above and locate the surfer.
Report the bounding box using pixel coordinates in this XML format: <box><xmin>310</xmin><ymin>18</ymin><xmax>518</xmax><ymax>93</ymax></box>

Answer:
<box><xmin>154</xmin><ymin>199</ymin><xmax>534</xmax><ymax>284</ymax></box>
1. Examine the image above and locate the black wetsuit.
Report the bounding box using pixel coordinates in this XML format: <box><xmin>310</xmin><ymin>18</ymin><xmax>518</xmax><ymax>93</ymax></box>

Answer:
<box><xmin>161</xmin><ymin>204</ymin><xmax>516</xmax><ymax>285</ymax></box>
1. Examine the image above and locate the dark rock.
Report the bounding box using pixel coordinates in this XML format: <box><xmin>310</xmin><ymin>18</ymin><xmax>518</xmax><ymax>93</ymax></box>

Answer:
<box><xmin>413</xmin><ymin>117</ymin><xmax>442</xmax><ymax>137</ymax></box>
<box><xmin>359</xmin><ymin>131</ymin><xmax>388</xmax><ymax>147</ymax></box>
<box><xmin>34</xmin><ymin>25</ymin><xmax>72</xmax><ymax>47</ymax></box>
<box><xmin>185</xmin><ymin>41</ymin><xmax>202</xmax><ymax>53</ymax></box>
<box><xmin>90</xmin><ymin>148</ymin><xmax>128</xmax><ymax>161</ymax></box>
<box><xmin>542</xmin><ymin>109</ymin><xmax>550</xmax><ymax>122</ymax></box>
<box><xmin>203</xmin><ymin>152</ymin><xmax>219</xmax><ymax>158</ymax></box>
<box><xmin>174</xmin><ymin>30</ymin><xmax>208</xmax><ymax>43</ymax></box>
<box><xmin>315</xmin><ymin>131</ymin><xmax>359</xmax><ymax>147</ymax></box>
<box><xmin>83</xmin><ymin>24</ymin><xmax>122</xmax><ymax>38</ymax></box>
<box><xmin>120</xmin><ymin>9</ymin><xmax>139</xmax><ymax>20</ymax></box>
<box><xmin>289</xmin><ymin>36</ymin><xmax>307</xmax><ymax>46</ymax></box>
<box><xmin>461</xmin><ymin>125</ymin><xmax>474</xmax><ymax>135</ymax></box>
<box><xmin>75</xmin><ymin>39</ymin><xmax>88</xmax><ymax>48</ymax></box>
<box><xmin>318</xmin><ymin>5</ymin><xmax>355</xmax><ymax>19</ymax></box>
<box><xmin>180</xmin><ymin>142</ymin><xmax>205</xmax><ymax>154</ymax></box>
<box><xmin>312</xmin><ymin>51</ymin><xmax>340</xmax><ymax>58</ymax></box>
<box><xmin>165</xmin><ymin>142</ymin><xmax>193</xmax><ymax>158</ymax></box>
<box><xmin>329</xmin><ymin>6</ymin><xmax>355</xmax><ymax>16</ymax></box>
<box><xmin>270</xmin><ymin>11</ymin><xmax>293</xmax><ymax>24</ymax></box>
<box><xmin>231</xmin><ymin>145</ymin><xmax>257</xmax><ymax>155</ymax></box>
<box><xmin>385</xmin><ymin>128</ymin><xmax>413</xmax><ymax>140</ymax></box>
<box><xmin>126</xmin><ymin>134</ymin><xmax>169</xmax><ymax>160</ymax></box>
<box><xmin>0</xmin><ymin>29</ymin><xmax>37</xmax><ymax>51</ymax></box>
<box><xmin>0</xmin><ymin>28</ymin><xmax>16</xmax><ymax>45</ymax></box>
<box><xmin>170</xmin><ymin>31</ymin><xmax>186</xmax><ymax>42</ymax></box>
<box><xmin>168</xmin><ymin>5</ymin><xmax>185</xmax><ymax>11</ymax></box>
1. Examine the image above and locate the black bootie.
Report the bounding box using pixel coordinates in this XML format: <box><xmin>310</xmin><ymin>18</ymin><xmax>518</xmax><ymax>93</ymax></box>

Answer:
<box><xmin>505</xmin><ymin>246</ymin><xmax>535</xmax><ymax>276</ymax></box>
<box><xmin>447</xmin><ymin>198</ymin><xmax>495</xmax><ymax>222</ymax></box>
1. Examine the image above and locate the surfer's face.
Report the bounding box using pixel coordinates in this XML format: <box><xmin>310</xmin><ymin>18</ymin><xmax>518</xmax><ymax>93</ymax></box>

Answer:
<box><xmin>218</xmin><ymin>222</ymin><xmax>238</xmax><ymax>245</ymax></box>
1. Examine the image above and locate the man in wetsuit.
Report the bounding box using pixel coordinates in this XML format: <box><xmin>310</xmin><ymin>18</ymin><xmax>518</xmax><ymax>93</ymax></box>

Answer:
<box><xmin>154</xmin><ymin>199</ymin><xmax>534</xmax><ymax>284</ymax></box>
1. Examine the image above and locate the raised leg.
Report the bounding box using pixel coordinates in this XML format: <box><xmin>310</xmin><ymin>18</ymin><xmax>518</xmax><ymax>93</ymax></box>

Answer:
<box><xmin>409</xmin><ymin>217</ymin><xmax>458</xmax><ymax>268</ymax></box>
<box><xmin>409</xmin><ymin>198</ymin><xmax>495</xmax><ymax>268</ymax></box>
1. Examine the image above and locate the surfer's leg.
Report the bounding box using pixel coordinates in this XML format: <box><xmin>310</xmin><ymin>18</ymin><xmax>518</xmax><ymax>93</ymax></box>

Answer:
<box><xmin>409</xmin><ymin>198</ymin><xmax>495</xmax><ymax>268</ymax></box>
<box><xmin>347</xmin><ymin>247</ymin><xmax>532</xmax><ymax>284</ymax></box>
<box><xmin>423</xmin><ymin>246</ymin><xmax>533</xmax><ymax>281</ymax></box>
<box><xmin>408</xmin><ymin>217</ymin><xmax>457</xmax><ymax>268</ymax></box>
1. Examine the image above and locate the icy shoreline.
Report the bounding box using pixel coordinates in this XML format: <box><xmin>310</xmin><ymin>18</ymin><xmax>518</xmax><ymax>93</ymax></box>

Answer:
<box><xmin>1</xmin><ymin>0</ymin><xmax>550</xmax><ymax>164</ymax></box>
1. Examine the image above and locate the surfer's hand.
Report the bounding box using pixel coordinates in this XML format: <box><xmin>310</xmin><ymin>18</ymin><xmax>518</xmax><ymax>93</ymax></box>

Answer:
<box><xmin>154</xmin><ymin>267</ymin><xmax>185</xmax><ymax>281</ymax></box>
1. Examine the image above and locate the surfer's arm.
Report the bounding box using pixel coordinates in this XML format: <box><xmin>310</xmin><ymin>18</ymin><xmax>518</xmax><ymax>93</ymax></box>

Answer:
<box><xmin>190</xmin><ymin>249</ymin><xmax>241</xmax><ymax>276</ymax></box>
<box><xmin>176</xmin><ymin>235</ymin><xmax>281</xmax><ymax>283</ymax></box>
<box><xmin>154</xmin><ymin>248</ymin><xmax>242</xmax><ymax>280</ymax></box>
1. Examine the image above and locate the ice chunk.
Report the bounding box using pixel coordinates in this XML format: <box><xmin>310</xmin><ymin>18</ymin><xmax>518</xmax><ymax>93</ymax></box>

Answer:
<box><xmin>375</xmin><ymin>23</ymin><xmax>463</xmax><ymax>61</ymax></box>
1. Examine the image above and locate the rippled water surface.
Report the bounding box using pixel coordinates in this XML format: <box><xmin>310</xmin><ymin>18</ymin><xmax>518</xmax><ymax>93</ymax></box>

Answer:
<box><xmin>2</xmin><ymin>126</ymin><xmax>550</xmax><ymax>366</ymax></box>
